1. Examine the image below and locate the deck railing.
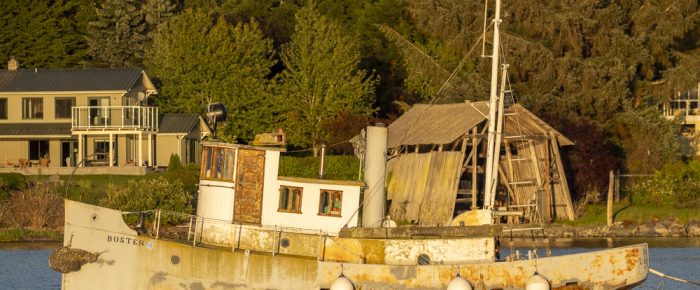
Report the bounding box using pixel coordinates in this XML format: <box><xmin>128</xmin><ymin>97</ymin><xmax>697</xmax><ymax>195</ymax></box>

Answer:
<box><xmin>71</xmin><ymin>106</ymin><xmax>158</xmax><ymax>131</ymax></box>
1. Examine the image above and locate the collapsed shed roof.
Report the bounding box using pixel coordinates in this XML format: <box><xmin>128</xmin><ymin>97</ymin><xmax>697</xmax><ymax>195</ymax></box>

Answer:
<box><xmin>387</xmin><ymin>102</ymin><xmax>573</xmax><ymax>148</ymax></box>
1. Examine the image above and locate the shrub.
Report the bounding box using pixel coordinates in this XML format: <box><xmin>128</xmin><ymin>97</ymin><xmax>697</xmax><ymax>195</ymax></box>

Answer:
<box><xmin>278</xmin><ymin>155</ymin><xmax>360</xmax><ymax>180</ymax></box>
<box><xmin>167</xmin><ymin>154</ymin><xmax>183</xmax><ymax>172</ymax></box>
<box><xmin>629</xmin><ymin>160</ymin><xmax>700</xmax><ymax>206</ymax></box>
<box><xmin>100</xmin><ymin>176</ymin><xmax>191</xmax><ymax>224</ymax></box>
<box><xmin>0</xmin><ymin>182</ymin><xmax>63</xmax><ymax>229</ymax></box>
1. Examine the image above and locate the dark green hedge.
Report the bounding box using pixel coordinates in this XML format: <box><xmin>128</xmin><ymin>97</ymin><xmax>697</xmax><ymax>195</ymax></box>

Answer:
<box><xmin>279</xmin><ymin>155</ymin><xmax>361</xmax><ymax>181</ymax></box>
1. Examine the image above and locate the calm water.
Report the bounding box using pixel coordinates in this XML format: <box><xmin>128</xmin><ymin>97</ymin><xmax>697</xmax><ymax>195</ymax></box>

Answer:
<box><xmin>0</xmin><ymin>239</ymin><xmax>698</xmax><ymax>290</ymax></box>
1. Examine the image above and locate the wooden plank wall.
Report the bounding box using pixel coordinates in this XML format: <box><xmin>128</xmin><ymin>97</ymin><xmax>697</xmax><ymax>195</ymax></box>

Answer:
<box><xmin>500</xmin><ymin>138</ymin><xmax>574</xmax><ymax>221</ymax></box>
<box><xmin>387</xmin><ymin>151</ymin><xmax>465</xmax><ymax>226</ymax></box>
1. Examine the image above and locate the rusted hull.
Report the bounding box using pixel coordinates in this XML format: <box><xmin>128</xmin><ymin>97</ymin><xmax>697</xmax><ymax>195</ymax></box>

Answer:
<box><xmin>59</xmin><ymin>200</ymin><xmax>647</xmax><ymax>290</ymax></box>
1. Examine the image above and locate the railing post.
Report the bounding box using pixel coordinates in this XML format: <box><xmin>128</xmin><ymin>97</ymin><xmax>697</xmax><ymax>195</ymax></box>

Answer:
<box><xmin>155</xmin><ymin>210</ymin><xmax>161</xmax><ymax>239</ymax></box>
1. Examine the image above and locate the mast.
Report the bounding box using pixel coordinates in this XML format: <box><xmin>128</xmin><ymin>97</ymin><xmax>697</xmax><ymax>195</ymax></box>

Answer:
<box><xmin>483</xmin><ymin>0</ymin><xmax>502</xmax><ymax>210</ymax></box>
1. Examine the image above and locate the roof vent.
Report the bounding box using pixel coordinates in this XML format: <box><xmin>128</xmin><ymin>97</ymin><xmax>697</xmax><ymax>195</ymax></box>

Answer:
<box><xmin>7</xmin><ymin>57</ymin><xmax>18</xmax><ymax>71</ymax></box>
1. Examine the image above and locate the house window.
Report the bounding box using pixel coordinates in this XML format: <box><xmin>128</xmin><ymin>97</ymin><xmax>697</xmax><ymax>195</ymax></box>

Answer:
<box><xmin>23</xmin><ymin>97</ymin><xmax>43</xmax><ymax>119</ymax></box>
<box><xmin>55</xmin><ymin>97</ymin><xmax>75</xmax><ymax>119</ymax></box>
<box><xmin>94</xmin><ymin>140</ymin><xmax>110</xmax><ymax>161</ymax></box>
<box><xmin>319</xmin><ymin>189</ymin><xmax>342</xmax><ymax>217</ymax></box>
<box><xmin>0</xmin><ymin>98</ymin><xmax>6</xmax><ymax>119</ymax></box>
<box><xmin>29</xmin><ymin>140</ymin><xmax>49</xmax><ymax>160</ymax></box>
<box><xmin>278</xmin><ymin>186</ymin><xmax>303</xmax><ymax>213</ymax></box>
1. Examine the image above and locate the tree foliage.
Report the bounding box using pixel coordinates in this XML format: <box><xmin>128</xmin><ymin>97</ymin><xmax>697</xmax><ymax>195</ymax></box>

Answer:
<box><xmin>87</xmin><ymin>0</ymin><xmax>176</xmax><ymax>67</ymax></box>
<box><xmin>0</xmin><ymin>0</ymin><xmax>90</xmax><ymax>69</ymax></box>
<box><xmin>277</xmin><ymin>3</ymin><xmax>377</xmax><ymax>152</ymax></box>
<box><xmin>145</xmin><ymin>9</ymin><xmax>276</xmax><ymax>141</ymax></box>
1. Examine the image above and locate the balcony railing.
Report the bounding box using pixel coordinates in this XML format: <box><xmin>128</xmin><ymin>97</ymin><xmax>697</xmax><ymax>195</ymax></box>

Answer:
<box><xmin>72</xmin><ymin>106</ymin><xmax>158</xmax><ymax>131</ymax></box>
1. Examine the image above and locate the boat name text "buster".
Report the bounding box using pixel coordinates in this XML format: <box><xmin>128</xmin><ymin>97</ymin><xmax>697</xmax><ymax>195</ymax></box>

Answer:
<box><xmin>107</xmin><ymin>235</ymin><xmax>146</xmax><ymax>246</ymax></box>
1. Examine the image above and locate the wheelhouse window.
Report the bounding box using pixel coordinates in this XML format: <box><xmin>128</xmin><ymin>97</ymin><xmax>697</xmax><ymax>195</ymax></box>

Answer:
<box><xmin>0</xmin><ymin>98</ymin><xmax>7</xmax><ymax>119</ymax></box>
<box><xmin>23</xmin><ymin>97</ymin><xmax>43</xmax><ymax>119</ymax></box>
<box><xmin>29</xmin><ymin>140</ymin><xmax>49</xmax><ymax>160</ymax></box>
<box><xmin>55</xmin><ymin>97</ymin><xmax>75</xmax><ymax>119</ymax></box>
<box><xmin>319</xmin><ymin>189</ymin><xmax>342</xmax><ymax>216</ymax></box>
<box><xmin>201</xmin><ymin>146</ymin><xmax>235</xmax><ymax>181</ymax></box>
<box><xmin>278</xmin><ymin>186</ymin><xmax>302</xmax><ymax>213</ymax></box>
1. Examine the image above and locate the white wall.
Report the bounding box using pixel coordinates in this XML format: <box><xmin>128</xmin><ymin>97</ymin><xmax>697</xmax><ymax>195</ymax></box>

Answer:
<box><xmin>197</xmin><ymin>179</ymin><xmax>236</xmax><ymax>222</ymax></box>
<box><xmin>261</xmin><ymin>178</ymin><xmax>361</xmax><ymax>234</ymax></box>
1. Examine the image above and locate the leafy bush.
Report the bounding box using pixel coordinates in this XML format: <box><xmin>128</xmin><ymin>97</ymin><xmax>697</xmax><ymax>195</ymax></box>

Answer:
<box><xmin>629</xmin><ymin>160</ymin><xmax>700</xmax><ymax>206</ymax></box>
<box><xmin>100</xmin><ymin>177</ymin><xmax>192</xmax><ymax>224</ymax></box>
<box><xmin>167</xmin><ymin>154</ymin><xmax>183</xmax><ymax>172</ymax></box>
<box><xmin>279</xmin><ymin>155</ymin><xmax>361</xmax><ymax>180</ymax></box>
<box><xmin>0</xmin><ymin>173</ymin><xmax>27</xmax><ymax>192</ymax></box>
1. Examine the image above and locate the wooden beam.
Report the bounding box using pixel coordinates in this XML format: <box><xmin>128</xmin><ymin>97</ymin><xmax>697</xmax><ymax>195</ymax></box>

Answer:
<box><xmin>550</xmin><ymin>134</ymin><xmax>575</xmax><ymax>220</ymax></box>
<box><xmin>544</xmin><ymin>137</ymin><xmax>552</xmax><ymax>224</ymax></box>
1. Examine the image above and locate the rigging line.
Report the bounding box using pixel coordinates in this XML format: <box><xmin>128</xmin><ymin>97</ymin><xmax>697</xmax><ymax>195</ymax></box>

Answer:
<box><xmin>342</xmin><ymin>164</ymin><xmax>388</xmax><ymax>228</ymax></box>
<box><xmin>395</xmin><ymin>21</ymin><xmax>494</xmax><ymax>150</ymax></box>
<box><xmin>649</xmin><ymin>268</ymin><xmax>700</xmax><ymax>286</ymax></box>
<box><xmin>282</xmin><ymin>139</ymin><xmax>352</xmax><ymax>154</ymax></box>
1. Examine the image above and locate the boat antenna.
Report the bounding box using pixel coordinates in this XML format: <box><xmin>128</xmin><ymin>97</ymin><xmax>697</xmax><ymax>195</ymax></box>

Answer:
<box><xmin>483</xmin><ymin>0</ymin><xmax>503</xmax><ymax>210</ymax></box>
<box><xmin>206</xmin><ymin>102</ymin><xmax>227</xmax><ymax>140</ymax></box>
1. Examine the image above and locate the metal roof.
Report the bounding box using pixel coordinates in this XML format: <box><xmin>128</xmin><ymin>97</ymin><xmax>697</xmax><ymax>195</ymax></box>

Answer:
<box><xmin>159</xmin><ymin>114</ymin><xmax>200</xmax><ymax>134</ymax></box>
<box><xmin>0</xmin><ymin>123</ymin><xmax>71</xmax><ymax>136</ymax></box>
<box><xmin>388</xmin><ymin>102</ymin><xmax>489</xmax><ymax>148</ymax></box>
<box><xmin>0</xmin><ymin>69</ymin><xmax>144</xmax><ymax>92</ymax></box>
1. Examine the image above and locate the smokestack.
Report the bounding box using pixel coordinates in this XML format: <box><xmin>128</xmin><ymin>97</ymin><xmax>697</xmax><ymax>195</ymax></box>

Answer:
<box><xmin>7</xmin><ymin>57</ymin><xmax>18</xmax><ymax>71</ymax></box>
<box><xmin>362</xmin><ymin>124</ymin><xmax>387</xmax><ymax>228</ymax></box>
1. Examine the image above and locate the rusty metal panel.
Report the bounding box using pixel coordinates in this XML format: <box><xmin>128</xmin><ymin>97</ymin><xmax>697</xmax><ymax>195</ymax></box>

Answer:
<box><xmin>233</xmin><ymin>149</ymin><xmax>265</xmax><ymax>224</ymax></box>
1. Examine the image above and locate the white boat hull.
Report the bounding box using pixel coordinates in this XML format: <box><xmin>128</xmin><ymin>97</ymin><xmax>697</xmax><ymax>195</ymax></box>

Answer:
<box><xmin>57</xmin><ymin>200</ymin><xmax>648</xmax><ymax>290</ymax></box>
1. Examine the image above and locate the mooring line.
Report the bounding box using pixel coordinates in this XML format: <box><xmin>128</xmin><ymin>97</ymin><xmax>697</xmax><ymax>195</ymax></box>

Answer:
<box><xmin>649</xmin><ymin>268</ymin><xmax>700</xmax><ymax>287</ymax></box>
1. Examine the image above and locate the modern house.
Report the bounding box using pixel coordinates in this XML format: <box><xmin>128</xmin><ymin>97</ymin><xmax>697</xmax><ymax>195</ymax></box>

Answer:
<box><xmin>661</xmin><ymin>82</ymin><xmax>700</xmax><ymax>156</ymax></box>
<box><xmin>0</xmin><ymin>58</ymin><xmax>209</xmax><ymax>174</ymax></box>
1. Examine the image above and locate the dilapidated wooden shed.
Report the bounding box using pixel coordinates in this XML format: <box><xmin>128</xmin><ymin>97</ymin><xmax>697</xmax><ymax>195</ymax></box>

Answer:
<box><xmin>386</xmin><ymin>101</ymin><xmax>575</xmax><ymax>226</ymax></box>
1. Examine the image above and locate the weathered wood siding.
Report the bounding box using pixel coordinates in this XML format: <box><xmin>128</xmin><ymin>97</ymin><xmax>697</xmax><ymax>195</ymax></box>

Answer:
<box><xmin>387</xmin><ymin>151</ymin><xmax>465</xmax><ymax>226</ymax></box>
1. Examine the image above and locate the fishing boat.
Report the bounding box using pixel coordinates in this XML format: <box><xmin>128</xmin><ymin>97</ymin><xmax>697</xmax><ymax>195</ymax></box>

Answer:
<box><xmin>50</xmin><ymin>0</ymin><xmax>648</xmax><ymax>289</ymax></box>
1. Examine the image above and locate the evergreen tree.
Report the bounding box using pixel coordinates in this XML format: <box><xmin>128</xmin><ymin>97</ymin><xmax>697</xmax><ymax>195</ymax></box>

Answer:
<box><xmin>145</xmin><ymin>9</ymin><xmax>276</xmax><ymax>142</ymax></box>
<box><xmin>277</xmin><ymin>3</ymin><xmax>377</xmax><ymax>154</ymax></box>
<box><xmin>144</xmin><ymin>0</ymin><xmax>177</xmax><ymax>39</ymax></box>
<box><xmin>86</xmin><ymin>0</ymin><xmax>147</xmax><ymax>67</ymax></box>
<box><xmin>0</xmin><ymin>0</ymin><xmax>90</xmax><ymax>69</ymax></box>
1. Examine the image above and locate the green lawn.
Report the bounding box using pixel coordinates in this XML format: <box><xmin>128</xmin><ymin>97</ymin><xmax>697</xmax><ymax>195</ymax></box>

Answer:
<box><xmin>0</xmin><ymin>228</ymin><xmax>62</xmax><ymax>242</ymax></box>
<box><xmin>558</xmin><ymin>201</ymin><xmax>700</xmax><ymax>226</ymax></box>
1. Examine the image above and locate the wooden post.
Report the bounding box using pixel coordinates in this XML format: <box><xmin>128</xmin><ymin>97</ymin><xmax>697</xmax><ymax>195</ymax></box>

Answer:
<box><xmin>471</xmin><ymin>127</ymin><xmax>478</xmax><ymax>210</ymax></box>
<box><xmin>607</xmin><ymin>170</ymin><xmax>614</xmax><ymax>227</ymax></box>
<box><xmin>614</xmin><ymin>169</ymin><xmax>620</xmax><ymax>203</ymax></box>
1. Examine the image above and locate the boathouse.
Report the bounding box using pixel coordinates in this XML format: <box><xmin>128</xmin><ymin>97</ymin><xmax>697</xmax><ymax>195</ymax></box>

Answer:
<box><xmin>386</xmin><ymin>101</ymin><xmax>576</xmax><ymax>226</ymax></box>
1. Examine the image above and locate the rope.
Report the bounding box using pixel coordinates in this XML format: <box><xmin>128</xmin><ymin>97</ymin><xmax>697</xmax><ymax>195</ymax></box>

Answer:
<box><xmin>649</xmin><ymin>268</ymin><xmax>700</xmax><ymax>286</ymax></box>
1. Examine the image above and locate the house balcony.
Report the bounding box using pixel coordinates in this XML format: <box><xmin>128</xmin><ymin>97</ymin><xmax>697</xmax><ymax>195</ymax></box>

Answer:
<box><xmin>72</xmin><ymin>106</ymin><xmax>158</xmax><ymax>132</ymax></box>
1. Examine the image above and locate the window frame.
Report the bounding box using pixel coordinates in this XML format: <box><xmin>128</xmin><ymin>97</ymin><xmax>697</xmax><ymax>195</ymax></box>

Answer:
<box><xmin>22</xmin><ymin>97</ymin><xmax>43</xmax><ymax>119</ymax></box>
<box><xmin>28</xmin><ymin>140</ymin><xmax>49</xmax><ymax>161</ymax></box>
<box><xmin>200</xmin><ymin>145</ymin><xmax>236</xmax><ymax>182</ymax></box>
<box><xmin>0</xmin><ymin>98</ymin><xmax>7</xmax><ymax>119</ymax></box>
<box><xmin>278</xmin><ymin>186</ymin><xmax>303</xmax><ymax>214</ymax></box>
<box><xmin>55</xmin><ymin>97</ymin><xmax>76</xmax><ymax>119</ymax></box>
<box><xmin>318</xmin><ymin>189</ymin><xmax>342</xmax><ymax>217</ymax></box>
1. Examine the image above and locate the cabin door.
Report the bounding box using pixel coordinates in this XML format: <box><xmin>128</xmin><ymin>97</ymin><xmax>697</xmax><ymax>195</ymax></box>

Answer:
<box><xmin>233</xmin><ymin>149</ymin><xmax>265</xmax><ymax>224</ymax></box>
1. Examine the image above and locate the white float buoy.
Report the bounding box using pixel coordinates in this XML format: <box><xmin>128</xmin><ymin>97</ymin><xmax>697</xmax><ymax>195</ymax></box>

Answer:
<box><xmin>526</xmin><ymin>273</ymin><xmax>550</xmax><ymax>290</ymax></box>
<box><xmin>330</xmin><ymin>274</ymin><xmax>355</xmax><ymax>290</ymax></box>
<box><xmin>446</xmin><ymin>274</ymin><xmax>472</xmax><ymax>290</ymax></box>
